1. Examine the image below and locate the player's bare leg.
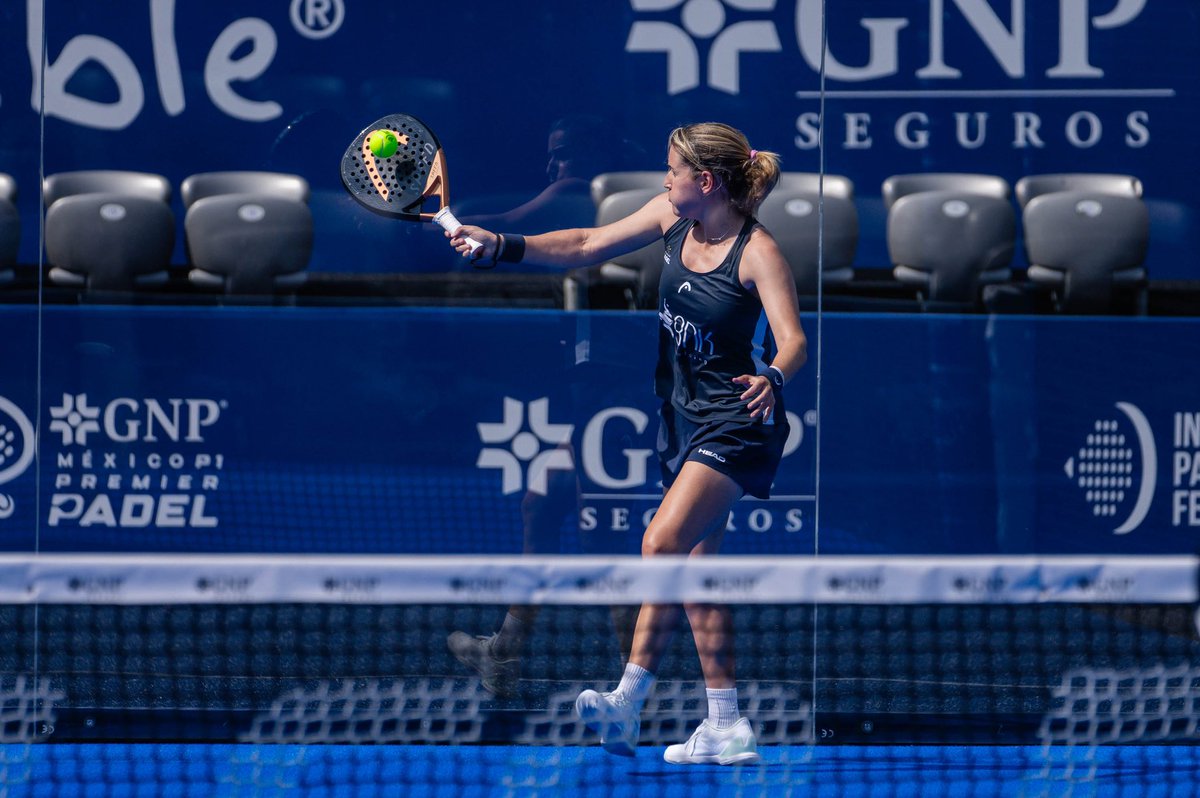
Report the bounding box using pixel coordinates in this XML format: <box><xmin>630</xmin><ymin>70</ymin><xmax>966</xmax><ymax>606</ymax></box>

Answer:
<box><xmin>577</xmin><ymin>462</ymin><xmax>750</xmax><ymax>758</ymax></box>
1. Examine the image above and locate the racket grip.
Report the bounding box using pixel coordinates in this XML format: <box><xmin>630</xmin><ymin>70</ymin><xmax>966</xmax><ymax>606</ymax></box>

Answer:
<box><xmin>433</xmin><ymin>208</ymin><xmax>483</xmax><ymax>255</ymax></box>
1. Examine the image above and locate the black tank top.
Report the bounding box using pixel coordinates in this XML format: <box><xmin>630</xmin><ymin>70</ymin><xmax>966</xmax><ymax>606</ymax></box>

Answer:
<box><xmin>655</xmin><ymin>217</ymin><xmax>781</xmax><ymax>424</ymax></box>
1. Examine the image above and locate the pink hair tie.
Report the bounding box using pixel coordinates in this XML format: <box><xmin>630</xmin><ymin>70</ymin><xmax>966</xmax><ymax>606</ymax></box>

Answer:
<box><xmin>749</xmin><ymin>149</ymin><xmax>758</xmax><ymax>159</ymax></box>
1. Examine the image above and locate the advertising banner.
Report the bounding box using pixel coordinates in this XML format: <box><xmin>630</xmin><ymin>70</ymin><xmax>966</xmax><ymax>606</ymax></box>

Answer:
<box><xmin>1</xmin><ymin>307</ymin><xmax>1197</xmax><ymax>556</ymax></box>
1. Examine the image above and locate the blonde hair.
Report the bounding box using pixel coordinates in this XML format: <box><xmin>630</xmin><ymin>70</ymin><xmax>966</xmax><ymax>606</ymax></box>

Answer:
<box><xmin>668</xmin><ymin>122</ymin><xmax>780</xmax><ymax>215</ymax></box>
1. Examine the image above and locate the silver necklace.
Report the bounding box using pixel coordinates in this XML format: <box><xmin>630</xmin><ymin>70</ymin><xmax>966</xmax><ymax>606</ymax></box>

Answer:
<box><xmin>703</xmin><ymin>219</ymin><xmax>739</xmax><ymax>244</ymax></box>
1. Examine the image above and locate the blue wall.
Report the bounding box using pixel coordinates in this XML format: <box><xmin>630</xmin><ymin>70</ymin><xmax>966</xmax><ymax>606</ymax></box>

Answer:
<box><xmin>0</xmin><ymin>1</ymin><xmax>1195</xmax><ymax>277</ymax></box>
<box><xmin>2</xmin><ymin>307</ymin><xmax>1197</xmax><ymax>556</ymax></box>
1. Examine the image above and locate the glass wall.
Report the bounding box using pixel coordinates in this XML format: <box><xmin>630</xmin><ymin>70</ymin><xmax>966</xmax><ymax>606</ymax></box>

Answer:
<box><xmin>9</xmin><ymin>0</ymin><xmax>1200</xmax><ymax>778</ymax></box>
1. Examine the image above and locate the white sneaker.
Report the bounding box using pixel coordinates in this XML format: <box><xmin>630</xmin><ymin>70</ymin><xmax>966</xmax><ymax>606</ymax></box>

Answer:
<box><xmin>574</xmin><ymin>689</ymin><xmax>640</xmax><ymax>757</ymax></box>
<box><xmin>664</xmin><ymin>718</ymin><xmax>761</xmax><ymax>765</ymax></box>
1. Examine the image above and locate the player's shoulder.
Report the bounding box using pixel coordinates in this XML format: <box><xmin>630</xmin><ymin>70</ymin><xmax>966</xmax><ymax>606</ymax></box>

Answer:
<box><xmin>744</xmin><ymin>221</ymin><xmax>785</xmax><ymax>260</ymax></box>
<box><xmin>738</xmin><ymin>222</ymin><xmax>790</xmax><ymax>281</ymax></box>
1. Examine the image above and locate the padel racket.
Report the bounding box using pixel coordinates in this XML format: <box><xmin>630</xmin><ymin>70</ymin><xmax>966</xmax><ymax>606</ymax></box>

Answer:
<box><xmin>340</xmin><ymin>113</ymin><xmax>482</xmax><ymax>257</ymax></box>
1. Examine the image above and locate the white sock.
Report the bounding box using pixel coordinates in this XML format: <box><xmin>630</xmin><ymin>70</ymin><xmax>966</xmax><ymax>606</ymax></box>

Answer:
<box><xmin>613</xmin><ymin>662</ymin><xmax>656</xmax><ymax>709</ymax></box>
<box><xmin>706</xmin><ymin>687</ymin><xmax>739</xmax><ymax>729</ymax></box>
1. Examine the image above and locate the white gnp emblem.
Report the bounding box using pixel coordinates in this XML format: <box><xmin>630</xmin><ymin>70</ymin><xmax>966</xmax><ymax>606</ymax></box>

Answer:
<box><xmin>477</xmin><ymin>398</ymin><xmax>574</xmax><ymax>495</ymax></box>
<box><xmin>627</xmin><ymin>0</ymin><xmax>781</xmax><ymax>94</ymax></box>
<box><xmin>1063</xmin><ymin>402</ymin><xmax>1156</xmax><ymax>535</ymax></box>
<box><xmin>0</xmin><ymin>396</ymin><xmax>36</xmax><ymax>519</ymax></box>
<box><xmin>49</xmin><ymin>393</ymin><xmax>102</xmax><ymax>446</ymax></box>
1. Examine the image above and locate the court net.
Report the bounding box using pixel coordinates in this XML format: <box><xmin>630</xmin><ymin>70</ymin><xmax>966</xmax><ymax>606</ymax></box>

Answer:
<box><xmin>2</xmin><ymin>553</ymin><xmax>1200</xmax><ymax>796</ymax></box>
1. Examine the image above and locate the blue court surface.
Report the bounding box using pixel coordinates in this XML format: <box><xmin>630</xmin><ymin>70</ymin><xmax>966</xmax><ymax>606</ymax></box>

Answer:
<box><xmin>4</xmin><ymin>743</ymin><xmax>1199</xmax><ymax>797</ymax></box>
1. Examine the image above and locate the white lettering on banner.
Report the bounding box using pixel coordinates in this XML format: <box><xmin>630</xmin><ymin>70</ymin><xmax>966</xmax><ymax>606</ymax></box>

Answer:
<box><xmin>802</xmin><ymin>0</ymin><xmax>1147</xmax><ymax>81</ymax></box>
<box><xmin>579</xmin><ymin>504</ymin><xmax>806</xmax><ymax>536</ymax></box>
<box><xmin>1176</xmin><ymin>413</ymin><xmax>1200</xmax><ymax>449</ymax></box>
<box><xmin>38</xmin><ymin>391</ymin><xmax>230</xmax><ymax>530</ymax></box>
<box><xmin>1172</xmin><ymin>412</ymin><xmax>1200</xmax><ymax>528</ymax></box>
<box><xmin>797</xmin><ymin>110</ymin><xmax>1151</xmax><ymax>152</ymax></box>
<box><xmin>478</xmin><ymin>397</ymin><xmax>813</xmax><ymax>536</ymax></box>
<box><xmin>290</xmin><ymin>0</ymin><xmax>345</xmax><ymax>40</ymax></box>
<box><xmin>204</xmin><ymin>18</ymin><xmax>282</xmax><ymax>122</ymax></box>
<box><xmin>50</xmin><ymin>395</ymin><xmax>224</xmax><ymax>446</ymax></box>
<box><xmin>580</xmin><ymin>408</ymin><xmax>652</xmax><ymax>490</ymax></box>
<box><xmin>629</xmin><ymin>1</ymin><xmax>1163</xmax><ymax>154</ymax></box>
<box><xmin>26</xmin><ymin>0</ymin><xmax>288</xmax><ymax>129</ymax></box>
<box><xmin>634</xmin><ymin>0</ymin><xmax>1151</xmax><ymax>94</ymax></box>
<box><xmin>47</xmin><ymin>493</ymin><xmax>217</xmax><ymax>528</ymax></box>
<box><xmin>795</xmin><ymin>0</ymin><xmax>904</xmax><ymax>82</ymax></box>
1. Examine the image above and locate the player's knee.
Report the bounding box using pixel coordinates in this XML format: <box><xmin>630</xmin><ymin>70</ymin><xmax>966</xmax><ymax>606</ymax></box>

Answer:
<box><xmin>641</xmin><ymin>528</ymin><xmax>688</xmax><ymax>557</ymax></box>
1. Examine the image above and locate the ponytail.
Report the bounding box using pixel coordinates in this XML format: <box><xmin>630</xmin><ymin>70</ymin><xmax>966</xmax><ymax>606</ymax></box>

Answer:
<box><xmin>669</xmin><ymin>123</ymin><xmax>780</xmax><ymax>215</ymax></box>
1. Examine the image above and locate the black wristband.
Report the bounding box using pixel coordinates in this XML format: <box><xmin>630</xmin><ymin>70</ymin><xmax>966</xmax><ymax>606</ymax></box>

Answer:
<box><xmin>759</xmin><ymin>365</ymin><xmax>785</xmax><ymax>390</ymax></box>
<box><xmin>498</xmin><ymin>233</ymin><xmax>525</xmax><ymax>263</ymax></box>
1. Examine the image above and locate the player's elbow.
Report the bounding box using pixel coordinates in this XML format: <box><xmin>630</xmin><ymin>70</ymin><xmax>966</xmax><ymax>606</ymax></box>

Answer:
<box><xmin>780</xmin><ymin>329</ymin><xmax>808</xmax><ymax>370</ymax></box>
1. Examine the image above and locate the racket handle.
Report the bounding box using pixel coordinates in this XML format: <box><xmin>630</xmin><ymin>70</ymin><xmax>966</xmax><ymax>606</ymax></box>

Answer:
<box><xmin>433</xmin><ymin>208</ymin><xmax>483</xmax><ymax>255</ymax></box>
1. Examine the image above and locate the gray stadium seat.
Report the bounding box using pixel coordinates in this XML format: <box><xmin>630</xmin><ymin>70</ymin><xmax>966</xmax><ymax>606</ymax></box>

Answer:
<box><xmin>590</xmin><ymin>171</ymin><xmax>663</xmax><ymax>208</ymax></box>
<box><xmin>1015</xmin><ymin>173</ymin><xmax>1143</xmax><ymax>208</ymax></box>
<box><xmin>887</xmin><ymin>190</ymin><xmax>1016</xmax><ymax>305</ymax></box>
<box><xmin>756</xmin><ymin>190</ymin><xmax>857</xmax><ymax>295</ymax></box>
<box><xmin>43</xmin><ymin>170</ymin><xmax>171</xmax><ymax>207</ymax></box>
<box><xmin>0</xmin><ymin>174</ymin><xmax>18</xmax><ymax>285</ymax></box>
<box><xmin>882</xmin><ymin>173</ymin><xmax>1010</xmax><ymax>210</ymax></box>
<box><xmin>185</xmin><ymin>194</ymin><xmax>313</xmax><ymax>294</ymax></box>
<box><xmin>44</xmin><ymin>194</ymin><xmax>175</xmax><ymax>290</ymax></box>
<box><xmin>1022</xmin><ymin>191</ymin><xmax>1149</xmax><ymax>314</ymax></box>
<box><xmin>181</xmin><ymin>171</ymin><xmax>310</xmax><ymax>208</ymax></box>
<box><xmin>776</xmin><ymin>172</ymin><xmax>855</xmax><ymax>200</ymax></box>
<box><xmin>565</xmin><ymin>187</ymin><xmax>664</xmax><ymax>310</ymax></box>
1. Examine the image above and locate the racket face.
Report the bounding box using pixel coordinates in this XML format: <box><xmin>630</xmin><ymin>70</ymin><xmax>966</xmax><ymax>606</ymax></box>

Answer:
<box><xmin>340</xmin><ymin>113</ymin><xmax>442</xmax><ymax>218</ymax></box>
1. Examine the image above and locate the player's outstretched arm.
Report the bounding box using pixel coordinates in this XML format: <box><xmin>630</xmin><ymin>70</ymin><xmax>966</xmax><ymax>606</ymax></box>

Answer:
<box><xmin>446</xmin><ymin>192</ymin><xmax>674</xmax><ymax>270</ymax></box>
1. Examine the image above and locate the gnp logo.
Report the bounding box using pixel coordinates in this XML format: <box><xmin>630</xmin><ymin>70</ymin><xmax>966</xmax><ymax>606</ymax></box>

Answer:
<box><xmin>47</xmin><ymin>392</ymin><xmax>227</xmax><ymax>529</ymax></box>
<box><xmin>477</xmin><ymin>397</ymin><xmax>656</xmax><ymax>497</ymax></box>
<box><xmin>628</xmin><ymin>0</ymin><xmax>1152</xmax><ymax>97</ymax></box>
<box><xmin>48</xmin><ymin>393</ymin><xmax>224</xmax><ymax>445</ymax></box>
<box><xmin>626</xmin><ymin>0</ymin><xmax>781</xmax><ymax>94</ymax></box>
<box><xmin>1063</xmin><ymin>402</ymin><xmax>1155</xmax><ymax>535</ymax></box>
<box><xmin>0</xmin><ymin>396</ymin><xmax>37</xmax><ymax>519</ymax></box>
<box><xmin>477</xmin><ymin>398</ymin><xmax>574</xmax><ymax>496</ymax></box>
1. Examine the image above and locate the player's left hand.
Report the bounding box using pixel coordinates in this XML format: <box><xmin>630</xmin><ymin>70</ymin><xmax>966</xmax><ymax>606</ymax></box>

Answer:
<box><xmin>734</xmin><ymin>374</ymin><xmax>775</xmax><ymax>421</ymax></box>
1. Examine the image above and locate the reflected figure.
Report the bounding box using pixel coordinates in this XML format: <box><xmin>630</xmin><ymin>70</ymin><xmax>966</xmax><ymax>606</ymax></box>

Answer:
<box><xmin>447</xmin><ymin>387</ymin><xmax>638</xmax><ymax>698</ymax></box>
<box><xmin>459</xmin><ymin>114</ymin><xmax>644</xmax><ymax>235</ymax></box>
